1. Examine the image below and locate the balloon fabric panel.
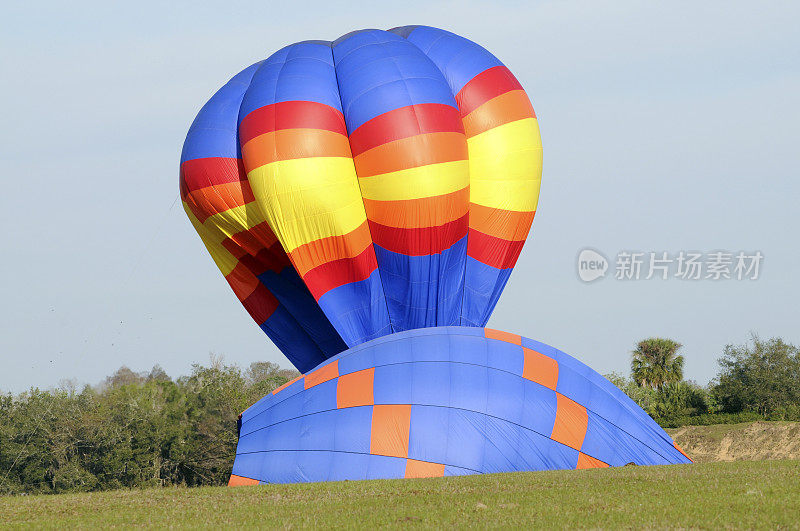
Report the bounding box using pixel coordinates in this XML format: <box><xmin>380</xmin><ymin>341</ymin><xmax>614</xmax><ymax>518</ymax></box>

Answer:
<box><xmin>333</xmin><ymin>30</ymin><xmax>470</xmax><ymax>333</ymax></box>
<box><xmin>180</xmin><ymin>62</ymin><xmax>346</xmax><ymax>372</ymax></box>
<box><xmin>239</xmin><ymin>42</ymin><xmax>393</xmax><ymax>350</ymax></box>
<box><xmin>391</xmin><ymin>26</ymin><xmax>543</xmax><ymax>326</ymax></box>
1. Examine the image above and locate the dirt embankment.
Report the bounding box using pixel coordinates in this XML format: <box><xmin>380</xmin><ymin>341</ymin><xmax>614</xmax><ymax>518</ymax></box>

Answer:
<box><xmin>667</xmin><ymin>421</ymin><xmax>800</xmax><ymax>463</ymax></box>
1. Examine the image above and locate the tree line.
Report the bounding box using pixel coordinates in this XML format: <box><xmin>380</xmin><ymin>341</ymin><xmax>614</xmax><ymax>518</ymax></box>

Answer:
<box><xmin>0</xmin><ymin>359</ymin><xmax>296</xmax><ymax>496</ymax></box>
<box><xmin>1</xmin><ymin>334</ymin><xmax>798</xmax><ymax>495</ymax></box>
<box><xmin>608</xmin><ymin>334</ymin><xmax>800</xmax><ymax>427</ymax></box>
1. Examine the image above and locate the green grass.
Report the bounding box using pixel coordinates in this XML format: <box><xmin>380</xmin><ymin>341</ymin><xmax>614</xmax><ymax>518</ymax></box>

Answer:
<box><xmin>2</xmin><ymin>460</ymin><xmax>798</xmax><ymax>529</ymax></box>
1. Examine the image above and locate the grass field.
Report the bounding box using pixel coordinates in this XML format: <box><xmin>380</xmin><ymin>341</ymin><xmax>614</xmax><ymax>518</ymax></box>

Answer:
<box><xmin>2</xmin><ymin>460</ymin><xmax>798</xmax><ymax>529</ymax></box>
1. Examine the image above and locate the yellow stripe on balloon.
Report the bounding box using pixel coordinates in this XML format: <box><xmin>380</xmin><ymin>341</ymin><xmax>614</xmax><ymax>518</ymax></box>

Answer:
<box><xmin>246</xmin><ymin>157</ymin><xmax>368</xmax><ymax>253</ymax></box>
<box><xmin>358</xmin><ymin>160</ymin><xmax>469</xmax><ymax>202</ymax></box>
<box><xmin>184</xmin><ymin>203</ymin><xmax>239</xmax><ymax>276</ymax></box>
<box><xmin>467</xmin><ymin>117</ymin><xmax>542</xmax><ymax>212</ymax></box>
<box><xmin>193</xmin><ymin>202</ymin><xmax>269</xmax><ymax>244</ymax></box>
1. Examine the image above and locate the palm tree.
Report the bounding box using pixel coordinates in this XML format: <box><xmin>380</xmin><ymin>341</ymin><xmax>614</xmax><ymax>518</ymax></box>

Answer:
<box><xmin>631</xmin><ymin>338</ymin><xmax>684</xmax><ymax>390</ymax></box>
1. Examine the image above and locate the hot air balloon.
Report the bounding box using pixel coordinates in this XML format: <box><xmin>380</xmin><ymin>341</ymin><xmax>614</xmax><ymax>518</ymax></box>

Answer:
<box><xmin>180</xmin><ymin>26</ymin><xmax>691</xmax><ymax>485</ymax></box>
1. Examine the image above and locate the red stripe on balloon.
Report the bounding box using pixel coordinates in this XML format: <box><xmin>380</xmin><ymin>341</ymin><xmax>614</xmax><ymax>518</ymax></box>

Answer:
<box><xmin>348</xmin><ymin>103</ymin><xmax>464</xmax><ymax>157</ymax></box>
<box><xmin>466</xmin><ymin>228</ymin><xmax>526</xmax><ymax>270</ymax></box>
<box><xmin>368</xmin><ymin>214</ymin><xmax>468</xmax><ymax>256</ymax></box>
<box><xmin>179</xmin><ymin>157</ymin><xmax>247</xmax><ymax>195</ymax></box>
<box><xmin>456</xmin><ymin>66</ymin><xmax>524</xmax><ymax>117</ymax></box>
<box><xmin>301</xmin><ymin>246</ymin><xmax>379</xmax><ymax>300</ymax></box>
<box><xmin>238</xmin><ymin>245</ymin><xmax>291</xmax><ymax>276</ymax></box>
<box><xmin>239</xmin><ymin>101</ymin><xmax>348</xmax><ymax>145</ymax></box>
<box><xmin>241</xmin><ymin>283</ymin><xmax>280</xmax><ymax>324</ymax></box>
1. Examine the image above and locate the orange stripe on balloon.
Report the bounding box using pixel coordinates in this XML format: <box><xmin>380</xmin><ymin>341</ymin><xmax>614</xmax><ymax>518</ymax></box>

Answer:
<box><xmin>228</xmin><ymin>474</ymin><xmax>259</xmax><ymax>487</ymax></box>
<box><xmin>484</xmin><ymin>328</ymin><xmax>522</xmax><ymax>345</ymax></box>
<box><xmin>456</xmin><ymin>66</ymin><xmax>525</xmax><ymax>117</ymax></box>
<box><xmin>370</xmin><ymin>404</ymin><xmax>412</xmax><ymax>458</ymax></box>
<box><xmin>467</xmin><ymin>228</ymin><xmax>526</xmax><ymax>270</ymax></box>
<box><xmin>241</xmin><ymin>128</ymin><xmax>352</xmax><ymax>169</ymax></box>
<box><xmin>301</xmin><ymin>245</ymin><xmax>379</xmax><ymax>300</ymax></box>
<box><xmin>225</xmin><ymin>262</ymin><xmax>260</xmax><ymax>301</ymax></box>
<box><xmin>368</xmin><ymin>214</ymin><xmax>468</xmax><ymax>255</ymax></box>
<box><xmin>353</xmin><ymin>132</ymin><xmax>467</xmax><ymax>178</ymax></box>
<box><xmin>673</xmin><ymin>442</ymin><xmax>693</xmax><ymax>462</ymax></box>
<box><xmin>183</xmin><ymin>181</ymin><xmax>255</xmax><ymax>224</ymax></box>
<box><xmin>304</xmin><ymin>360</ymin><xmax>339</xmax><ymax>389</ymax></box>
<box><xmin>469</xmin><ymin>204</ymin><xmax>536</xmax><ymax>242</ymax></box>
<box><xmin>362</xmin><ymin>187</ymin><xmax>469</xmax><ymax>229</ymax></box>
<box><xmin>462</xmin><ymin>90</ymin><xmax>535</xmax><ymax>138</ymax></box>
<box><xmin>287</xmin><ymin>221</ymin><xmax>373</xmax><ymax>277</ymax></box>
<box><xmin>551</xmin><ymin>394</ymin><xmax>589</xmax><ymax>451</ymax></box>
<box><xmin>577</xmin><ymin>453</ymin><xmax>609</xmax><ymax>469</ymax></box>
<box><xmin>405</xmin><ymin>459</ymin><xmax>445</xmax><ymax>478</ymax></box>
<box><xmin>336</xmin><ymin>368</ymin><xmax>375</xmax><ymax>408</ymax></box>
<box><xmin>522</xmin><ymin>347</ymin><xmax>559</xmax><ymax>391</ymax></box>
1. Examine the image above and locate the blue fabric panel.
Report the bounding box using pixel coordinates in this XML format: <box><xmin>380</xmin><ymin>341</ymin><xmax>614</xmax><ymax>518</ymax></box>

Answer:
<box><xmin>411</xmin><ymin>362</ymin><xmax>451</xmax><ymax>406</ymax></box>
<box><xmin>299</xmin><ymin>411</ymin><xmax>336</xmax><ymax>452</ymax></box>
<box><xmin>259</xmin><ymin>451</ymin><xmax>299</xmax><ymax>483</ymax></box>
<box><xmin>520</xmin><ymin>380</ymin><xmax>559</xmax><ymax>437</ymax></box>
<box><xmin>517</xmin><ymin>427</ymin><xmax>580</xmax><ymax>471</ymax></box>
<box><xmin>486</xmin><ymin>369</ymin><xmax>524</xmax><ymax>425</ymax></box>
<box><xmin>258</xmin><ymin>306</ymin><xmax>327</xmax><ymax>373</ymax></box>
<box><xmin>180</xmin><ymin>62</ymin><xmax>261</xmax><ymax>163</ymax></box>
<box><xmin>238</xmin><ymin>41</ymin><xmax>342</xmax><ymax>122</ymax></box>
<box><xmin>328</xmin><ymin>452</ymin><xmax>370</xmax><ymax>481</ymax></box>
<box><xmin>373</xmin><ymin>363</ymin><xmax>413</xmax><ymax>405</ymax></box>
<box><xmin>407</xmin><ymin>333</ymin><xmax>455</xmax><ymax>363</ymax></box>
<box><xmin>444</xmin><ymin>464</ymin><xmax>479</xmax><ymax>477</ymax></box>
<box><xmin>444</xmin><ymin>408</ymin><xmax>487</xmax><ymax>472</ymax></box>
<box><xmin>448</xmin><ymin>363</ymin><xmax>489</xmax><ymax>413</ymax></box>
<box><xmin>408</xmin><ymin>405</ymin><xmax>450</xmax><ymax>464</ymax></box>
<box><xmin>296</xmin><ymin>450</ymin><xmax>333</xmax><ymax>482</ymax></box>
<box><xmin>230</xmin><ymin>451</ymin><xmax>263</xmax><ymax>482</ymax></box>
<box><xmin>392</xmin><ymin>25</ymin><xmax>505</xmax><ymax>95</ymax></box>
<box><xmin>334</xmin><ymin>406</ymin><xmax>373</xmax><ymax>454</ymax></box>
<box><xmin>337</xmin><ymin>344</ymin><xmax>379</xmax><ymax>376</ymax></box>
<box><xmin>460</xmin><ymin>258</ymin><xmax>513</xmax><ymax>327</ymax></box>
<box><xmin>259</xmin><ymin>270</ymin><xmax>347</xmax><ymax>358</ymax></box>
<box><xmin>448</xmin><ymin>333</ymin><xmax>490</xmax><ymax>366</ymax></box>
<box><xmin>372</xmin><ymin>237</ymin><xmax>467</xmax><ymax>332</ymax></box>
<box><xmin>317</xmin><ymin>270</ymin><xmax>393</xmax><ymax>347</ymax></box>
<box><xmin>332</xmin><ymin>29</ymin><xmax>459</xmax><ymax>132</ymax></box>
<box><xmin>365</xmin><ymin>455</ymin><xmax>407</xmax><ymax>480</ymax></box>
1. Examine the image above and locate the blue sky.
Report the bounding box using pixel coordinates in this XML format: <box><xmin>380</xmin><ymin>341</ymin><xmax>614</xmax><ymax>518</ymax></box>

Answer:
<box><xmin>1</xmin><ymin>1</ymin><xmax>798</xmax><ymax>392</ymax></box>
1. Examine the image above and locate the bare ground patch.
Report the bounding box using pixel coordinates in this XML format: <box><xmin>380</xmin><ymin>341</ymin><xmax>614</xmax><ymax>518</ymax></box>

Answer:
<box><xmin>667</xmin><ymin>421</ymin><xmax>800</xmax><ymax>463</ymax></box>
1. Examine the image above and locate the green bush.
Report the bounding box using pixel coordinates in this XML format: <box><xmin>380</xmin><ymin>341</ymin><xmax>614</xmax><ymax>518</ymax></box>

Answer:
<box><xmin>712</xmin><ymin>335</ymin><xmax>800</xmax><ymax>418</ymax></box>
<box><xmin>0</xmin><ymin>359</ymin><xmax>296</xmax><ymax>496</ymax></box>
<box><xmin>605</xmin><ymin>373</ymin><xmax>712</xmax><ymax>421</ymax></box>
